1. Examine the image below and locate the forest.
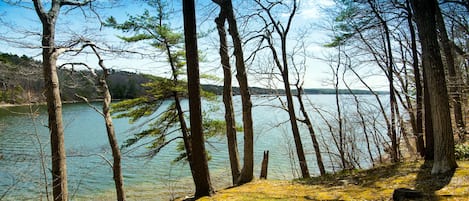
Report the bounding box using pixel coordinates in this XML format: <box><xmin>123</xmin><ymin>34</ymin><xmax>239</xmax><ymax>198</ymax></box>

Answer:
<box><xmin>0</xmin><ymin>0</ymin><xmax>468</xmax><ymax>200</ymax></box>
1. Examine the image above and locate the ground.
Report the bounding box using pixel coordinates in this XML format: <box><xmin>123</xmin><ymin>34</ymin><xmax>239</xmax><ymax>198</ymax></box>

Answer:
<box><xmin>179</xmin><ymin>160</ymin><xmax>469</xmax><ymax>201</ymax></box>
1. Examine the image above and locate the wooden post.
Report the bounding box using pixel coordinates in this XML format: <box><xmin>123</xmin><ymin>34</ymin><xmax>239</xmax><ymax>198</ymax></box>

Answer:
<box><xmin>260</xmin><ymin>150</ymin><xmax>269</xmax><ymax>179</ymax></box>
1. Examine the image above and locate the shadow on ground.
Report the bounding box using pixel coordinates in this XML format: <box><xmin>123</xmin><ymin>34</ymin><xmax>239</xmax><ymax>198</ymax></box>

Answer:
<box><xmin>414</xmin><ymin>161</ymin><xmax>455</xmax><ymax>200</ymax></box>
<box><xmin>298</xmin><ymin>163</ymin><xmax>409</xmax><ymax>187</ymax></box>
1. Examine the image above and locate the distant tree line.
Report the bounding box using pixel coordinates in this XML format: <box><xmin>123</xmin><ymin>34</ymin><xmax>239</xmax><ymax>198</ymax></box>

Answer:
<box><xmin>1</xmin><ymin>52</ymin><xmax>384</xmax><ymax>105</ymax></box>
<box><xmin>1</xmin><ymin>53</ymin><xmax>146</xmax><ymax>104</ymax></box>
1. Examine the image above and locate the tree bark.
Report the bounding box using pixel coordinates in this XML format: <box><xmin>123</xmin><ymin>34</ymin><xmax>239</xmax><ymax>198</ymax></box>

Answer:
<box><xmin>223</xmin><ymin>0</ymin><xmax>255</xmax><ymax>184</ymax></box>
<box><xmin>410</xmin><ymin>0</ymin><xmax>458</xmax><ymax>174</ymax></box>
<box><xmin>33</xmin><ymin>1</ymin><xmax>68</xmax><ymax>200</ymax></box>
<box><xmin>423</xmin><ymin>73</ymin><xmax>435</xmax><ymax>160</ymax></box>
<box><xmin>214</xmin><ymin>7</ymin><xmax>241</xmax><ymax>185</ymax></box>
<box><xmin>435</xmin><ymin>3</ymin><xmax>466</xmax><ymax>138</ymax></box>
<box><xmin>182</xmin><ymin>0</ymin><xmax>214</xmax><ymax>197</ymax></box>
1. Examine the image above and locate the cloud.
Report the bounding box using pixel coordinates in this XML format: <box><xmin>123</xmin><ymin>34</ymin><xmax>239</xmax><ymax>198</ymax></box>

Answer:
<box><xmin>298</xmin><ymin>0</ymin><xmax>335</xmax><ymax>20</ymax></box>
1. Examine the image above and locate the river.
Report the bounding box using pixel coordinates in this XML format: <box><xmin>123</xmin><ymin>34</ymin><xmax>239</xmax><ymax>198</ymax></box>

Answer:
<box><xmin>0</xmin><ymin>94</ymin><xmax>388</xmax><ymax>200</ymax></box>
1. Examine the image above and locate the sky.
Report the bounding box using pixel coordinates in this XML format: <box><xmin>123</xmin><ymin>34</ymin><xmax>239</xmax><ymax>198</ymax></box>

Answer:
<box><xmin>0</xmin><ymin>0</ymin><xmax>389</xmax><ymax>90</ymax></box>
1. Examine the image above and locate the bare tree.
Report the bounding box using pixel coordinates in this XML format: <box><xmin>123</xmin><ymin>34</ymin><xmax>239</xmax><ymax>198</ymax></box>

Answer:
<box><xmin>254</xmin><ymin>0</ymin><xmax>310</xmax><ymax>178</ymax></box>
<box><xmin>291</xmin><ymin>46</ymin><xmax>326</xmax><ymax>175</ymax></box>
<box><xmin>405</xmin><ymin>0</ymin><xmax>425</xmax><ymax>157</ymax></box>
<box><xmin>63</xmin><ymin>41</ymin><xmax>126</xmax><ymax>201</ymax></box>
<box><xmin>213</xmin><ymin>1</ymin><xmax>241</xmax><ymax>185</ymax></box>
<box><xmin>32</xmin><ymin>1</ymin><xmax>97</xmax><ymax>200</ymax></box>
<box><xmin>213</xmin><ymin>0</ymin><xmax>255</xmax><ymax>185</ymax></box>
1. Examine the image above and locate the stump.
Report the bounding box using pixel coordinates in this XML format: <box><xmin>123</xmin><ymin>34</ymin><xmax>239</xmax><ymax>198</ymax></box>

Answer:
<box><xmin>260</xmin><ymin>150</ymin><xmax>269</xmax><ymax>179</ymax></box>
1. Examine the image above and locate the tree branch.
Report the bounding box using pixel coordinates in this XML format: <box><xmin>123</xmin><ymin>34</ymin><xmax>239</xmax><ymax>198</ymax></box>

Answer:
<box><xmin>60</xmin><ymin>0</ymin><xmax>94</xmax><ymax>7</ymax></box>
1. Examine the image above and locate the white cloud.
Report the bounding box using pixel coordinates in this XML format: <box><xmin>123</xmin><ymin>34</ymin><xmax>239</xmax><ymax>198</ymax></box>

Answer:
<box><xmin>298</xmin><ymin>0</ymin><xmax>335</xmax><ymax>20</ymax></box>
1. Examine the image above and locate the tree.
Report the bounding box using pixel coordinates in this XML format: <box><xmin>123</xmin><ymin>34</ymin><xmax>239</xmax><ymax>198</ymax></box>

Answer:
<box><xmin>66</xmin><ymin>41</ymin><xmax>126</xmax><ymax>201</ymax></box>
<box><xmin>213</xmin><ymin>1</ymin><xmax>241</xmax><ymax>185</ymax></box>
<box><xmin>107</xmin><ymin>1</ymin><xmax>222</xmax><ymax>194</ymax></box>
<box><xmin>32</xmin><ymin>1</ymin><xmax>94</xmax><ymax>200</ymax></box>
<box><xmin>410</xmin><ymin>0</ymin><xmax>458</xmax><ymax>174</ymax></box>
<box><xmin>365</xmin><ymin>0</ymin><xmax>399</xmax><ymax>163</ymax></box>
<box><xmin>288</xmin><ymin>38</ymin><xmax>326</xmax><ymax>175</ymax></box>
<box><xmin>255</xmin><ymin>0</ymin><xmax>310</xmax><ymax>178</ymax></box>
<box><xmin>295</xmin><ymin>76</ymin><xmax>326</xmax><ymax>175</ymax></box>
<box><xmin>435</xmin><ymin>2</ymin><xmax>466</xmax><ymax>138</ymax></box>
<box><xmin>213</xmin><ymin>0</ymin><xmax>255</xmax><ymax>185</ymax></box>
<box><xmin>182</xmin><ymin>0</ymin><xmax>214</xmax><ymax>197</ymax></box>
<box><xmin>326</xmin><ymin>0</ymin><xmax>436</xmax><ymax>162</ymax></box>
<box><xmin>93</xmin><ymin>50</ymin><xmax>126</xmax><ymax>201</ymax></box>
<box><xmin>405</xmin><ymin>0</ymin><xmax>425</xmax><ymax>157</ymax></box>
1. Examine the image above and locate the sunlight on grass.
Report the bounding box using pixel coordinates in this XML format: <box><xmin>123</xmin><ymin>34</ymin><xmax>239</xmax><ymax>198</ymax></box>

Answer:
<box><xmin>191</xmin><ymin>161</ymin><xmax>469</xmax><ymax>201</ymax></box>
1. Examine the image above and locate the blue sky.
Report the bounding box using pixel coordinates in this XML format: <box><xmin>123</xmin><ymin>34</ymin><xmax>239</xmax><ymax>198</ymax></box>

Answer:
<box><xmin>0</xmin><ymin>0</ymin><xmax>388</xmax><ymax>90</ymax></box>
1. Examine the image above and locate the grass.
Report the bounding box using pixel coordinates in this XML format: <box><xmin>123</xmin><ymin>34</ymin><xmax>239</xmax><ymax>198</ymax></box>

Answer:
<box><xmin>183</xmin><ymin>160</ymin><xmax>469</xmax><ymax>201</ymax></box>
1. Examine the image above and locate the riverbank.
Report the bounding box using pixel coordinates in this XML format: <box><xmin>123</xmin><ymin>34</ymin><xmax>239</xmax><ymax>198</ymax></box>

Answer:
<box><xmin>178</xmin><ymin>160</ymin><xmax>469</xmax><ymax>201</ymax></box>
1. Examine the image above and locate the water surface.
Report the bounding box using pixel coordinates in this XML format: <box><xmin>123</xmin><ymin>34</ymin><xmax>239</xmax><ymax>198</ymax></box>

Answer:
<box><xmin>0</xmin><ymin>95</ymin><xmax>388</xmax><ymax>200</ymax></box>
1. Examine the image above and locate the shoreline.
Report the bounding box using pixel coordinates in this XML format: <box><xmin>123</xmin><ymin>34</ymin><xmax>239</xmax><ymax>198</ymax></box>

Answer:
<box><xmin>0</xmin><ymin>99</ymin><xmax>110</xmax><ymax>108</ymax></box>
<box><xmin>0</xmin><ymin>103</ymin><xmax>38</xmax><ymax>108</ymax></box>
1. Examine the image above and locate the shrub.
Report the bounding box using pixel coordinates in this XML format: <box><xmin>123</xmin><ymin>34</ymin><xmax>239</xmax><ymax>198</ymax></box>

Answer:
<box><xmin>455</xmin><ymin>143</ymin><xmax>469</xmax><ymax>160</ymax></box>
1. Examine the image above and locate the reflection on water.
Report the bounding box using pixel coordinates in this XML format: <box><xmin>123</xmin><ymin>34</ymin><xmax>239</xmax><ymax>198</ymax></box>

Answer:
<box><xmin>0</xmin><ymin>95</ymin><xmax>388</xmax><ymax>200</ymax></box>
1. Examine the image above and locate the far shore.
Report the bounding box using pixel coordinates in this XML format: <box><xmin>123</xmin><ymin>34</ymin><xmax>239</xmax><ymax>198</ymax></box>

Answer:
<box><xmin>0</xmin><ymin>99</ymin><xmax>109</xmax><ymax>108</ymax></box>
<box><xmin>0</xmin><ymin>103</ymin><xmax>38</xmax><ymax>108</ymax></box>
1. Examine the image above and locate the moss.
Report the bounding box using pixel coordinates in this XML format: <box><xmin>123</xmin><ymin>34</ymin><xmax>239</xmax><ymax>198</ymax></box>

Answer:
<box><xmin>186</xmin><ymin>161</ymin><xmax>469</xmax><ymax>201</ymax></box>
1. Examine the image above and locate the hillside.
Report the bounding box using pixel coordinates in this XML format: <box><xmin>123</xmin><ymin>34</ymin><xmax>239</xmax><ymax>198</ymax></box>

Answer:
<box><xmin>0</xmin><ymin>53</ymin><xmax>149</xmax><ymax>104</ymax></box>
<box><xmin>1</xmin><ymin>52</ymin><xmax>386</xmax><ymax>105</ymax></box>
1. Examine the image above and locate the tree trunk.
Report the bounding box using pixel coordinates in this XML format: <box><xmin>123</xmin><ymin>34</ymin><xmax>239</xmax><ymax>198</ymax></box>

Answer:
<box><xmin>406</xmin><ymin>0</ymin><xmax>425</xmax><ymax>157</ymax></box>
<box><xmin>410</xmin><ymin>0</ymin><xmax>458</xmax><ymax>174</ymax></box>
<box><xmin>88</xmin><ymin>44</ymin><xmax>127</xmax><ymax>201</ymax></box>
<box><xmin>435</xmin><ymin>3</ymin><xmax>466</xmax><ymax>138</ymax></box>
<box><xmin>33</xmin><ymin>1</ymin><xmax>68</xmax><ymax>200</ymax></box>
<box><xmin>101</xmin><ymin>75</ymin><xmax>126</xmax><ymax>201</ymax></box>
<box><xmin>282</xmin><ymin>51</ymin><xmax>310</xmax><ymax>178</ymax></box>
<box><xmin>333</xmin><ymin>60</ymin><xmax>347</xmax><ymax>169</ymax></box>
<box><xmin>297</xmin><ymin>87</ymin><xmax>326</xmax><ymax>175</ymax></box>
<box><xmin>223</xmin><ymin>0</ymin><xmax>255</xmax><ymax>185</ymax></box>
<box><xmin>45</xmin><ymin>46</ymin><xmax>68</xmax><ymax>201</ymax></box>
<box><xmin>163</xmin><ymin>22</ymin><xmax>195</xmax><ymax>181</ymax></box>
<box><xmin>182</xmin><ymin>0</ymin><xmax>214</xmax><ymax>197</ymax></box>
<box><xmin>260</xmin><ymin>150</ymin><xmax>269</xmax><ymax>179</ymax></box>
<box><xmin>214</xmin><ymin>6</ymin><xmax>241</xmax><ymax>185</ymax></box>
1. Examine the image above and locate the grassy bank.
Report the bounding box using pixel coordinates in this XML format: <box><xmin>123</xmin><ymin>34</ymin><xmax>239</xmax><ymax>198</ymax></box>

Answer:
<box><xmin>183</xmin><ymin>160</ymin><xmax>469</xmax><ymax>201</ymax></box>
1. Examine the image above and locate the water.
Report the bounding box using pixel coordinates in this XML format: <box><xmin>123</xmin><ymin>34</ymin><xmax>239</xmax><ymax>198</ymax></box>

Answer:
<box><xmin>0</xmin><ymin>94</ymin><xmax>389</xmax><ymax>200</ymax></box>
